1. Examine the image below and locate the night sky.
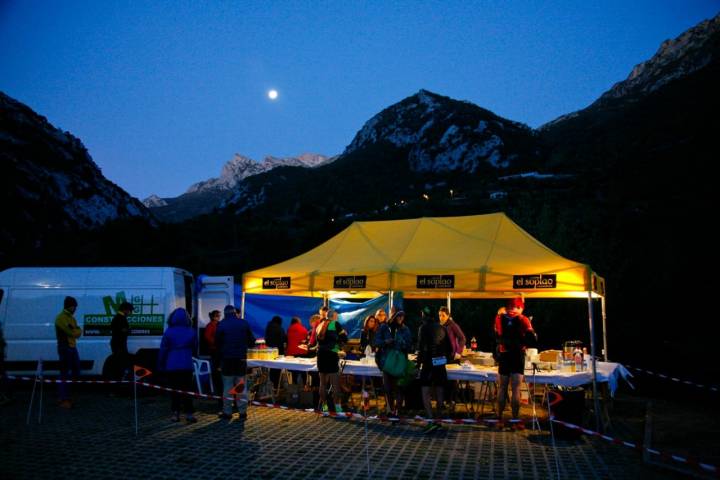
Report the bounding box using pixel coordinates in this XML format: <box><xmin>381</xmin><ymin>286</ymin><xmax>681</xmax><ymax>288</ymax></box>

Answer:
<box><xmin>1</xmin><ymin>1</ymin><xmax>717</xmax><ymax>199</ymax></box>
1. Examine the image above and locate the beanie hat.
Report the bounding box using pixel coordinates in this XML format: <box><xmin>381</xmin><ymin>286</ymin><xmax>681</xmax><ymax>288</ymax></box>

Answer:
<box><xmin>506</xmin><ymin>297</ymin><xmax>525</xmax><ymax>309</ymax></box>
<box><xmin>63</xmin><ymin>296</ymin><xmax>78</xmax><ymax>309</ymax></box>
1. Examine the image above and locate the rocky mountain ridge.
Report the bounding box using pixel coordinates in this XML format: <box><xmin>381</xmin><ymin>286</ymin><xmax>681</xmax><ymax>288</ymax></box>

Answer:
<box><xmin>542</xmin><ymin>13</ymin><xmax>720</xmax><ymax>129</ymax></box>
<box><xmin>0</xmin><ymin>91</ymin><xmax>153</xmax><ymax>263</ymax></box>
<box><xmin>184</xmin><ymin>152</ymin><xmax>331</xmax><ymax>196</ymax></box>
<box><xmin>143</xmin><ymin>152</ymin><xmax>332</xmax><ymax>221</ymax></box>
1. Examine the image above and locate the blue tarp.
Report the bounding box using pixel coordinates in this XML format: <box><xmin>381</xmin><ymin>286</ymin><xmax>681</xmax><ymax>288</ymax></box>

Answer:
<box><xmin>236</xmin><ymin>287</ymin><xmax>323</xmax><ymax>339</ymax></box>
<box><xmin>234</xmin><ymin>284</ymin><xmax>402</xmax><ymax>340</ymax></box>
<box><xmin>330</xmin><ymin>294</ymin><xmax>402</xmax><ymax>339</ymax></box>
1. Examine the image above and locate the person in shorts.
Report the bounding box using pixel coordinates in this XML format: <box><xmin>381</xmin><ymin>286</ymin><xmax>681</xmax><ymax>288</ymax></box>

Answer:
<box><xmin>316</xmin><ymin>310</ymin><xmax>347</xmax><ymax>413</ymax></box>
<box><xmin>494</xmin><ymin>297</ymin><xmax>536</xmax><ymax>422</ymax></box>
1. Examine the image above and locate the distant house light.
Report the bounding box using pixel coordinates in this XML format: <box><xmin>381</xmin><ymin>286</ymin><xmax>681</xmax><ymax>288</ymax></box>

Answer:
<box><xmin>422</xmin><ymin>194</ymin><xmax>429</xmax><ymax>200</ymax></box>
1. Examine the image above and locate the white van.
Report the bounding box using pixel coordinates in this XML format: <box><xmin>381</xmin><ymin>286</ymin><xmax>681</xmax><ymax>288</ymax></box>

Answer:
<box><xmin>0</xmin><ymin>267</ymin><xmax>234</xmax><ymax>376</ymax></box>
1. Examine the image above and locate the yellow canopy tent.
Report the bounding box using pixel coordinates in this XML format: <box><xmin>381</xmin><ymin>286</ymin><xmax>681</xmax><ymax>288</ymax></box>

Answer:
<box><xmin>242</xmin><ymin>212</ymin><xmax>609</xmax><ymax>429</ymax></box>
<box><xmin>242</xmin><ymin>212</ymin><xmax>605</xmax><ymax>300</ymax></box>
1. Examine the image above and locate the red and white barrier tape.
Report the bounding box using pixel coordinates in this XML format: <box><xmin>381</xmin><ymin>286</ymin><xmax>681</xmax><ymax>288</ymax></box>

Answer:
<box><xmin>624</xmin><ymin>365</ymin><xmax>719</xmax><ymax>392</ymax></box>
<box><xmin>6</xmin><ymin>374</ymin><xmax>129</xmax><ymax>385</ymax></box>
<box><xmin>550</xmin><ymin>417</ymin><xmax>719</xmax><ymax>476</ymax></box>
<box><xmin>248</xmin><ymin>398</ymin><xmax>527</xmax><ymax>427</ymax></box>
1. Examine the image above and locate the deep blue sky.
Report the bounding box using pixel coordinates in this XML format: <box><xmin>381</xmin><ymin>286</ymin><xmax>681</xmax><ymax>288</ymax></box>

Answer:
<box><xmin>1</xmin><ymin>1</ymin><xmax>718</xmax><ymax>199</ymax></box>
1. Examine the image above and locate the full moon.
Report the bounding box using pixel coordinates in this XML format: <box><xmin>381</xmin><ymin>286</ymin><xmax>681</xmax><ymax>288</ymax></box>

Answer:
<box><xmin>267</xmin><ymin>89</ymin><xmax>278</xmax><ymax>100</ymax></box>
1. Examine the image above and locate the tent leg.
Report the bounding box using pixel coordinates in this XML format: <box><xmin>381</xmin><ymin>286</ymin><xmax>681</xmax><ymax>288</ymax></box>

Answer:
<box><xmin>601</xmin><ymin>296</ymin><xmax>608</xmax><ymax>361</ymax></box>
<box><xmin>447</xmin><ymin>292</ymin><xmax>451</xmax><ymax>314</ymax></box>
<box><xmin>240</xmin><ymin>292</ymin><xmax>246</xmax><ymax>319</ymax></box>
<box><xmin>588</xmin><ymin>292</ymin><xmax>601</xmax><ymax>432</ymax></box>
<box><xmin>388</xmin><ymin>291</ymin><xmax>394</xmax><ymax>313</ymax></box>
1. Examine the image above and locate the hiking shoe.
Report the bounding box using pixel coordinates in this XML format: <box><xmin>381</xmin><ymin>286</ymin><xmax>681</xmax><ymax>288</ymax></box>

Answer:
<box><xmin>423</xmin><ymin>422</ymin><xmax>441</xmax><ymax>433</ymax></box>
<box><xmin>185</xmin><ymin>415</ymin><xmax>197</xmax><ymax>424</ymax></box>
<box><xmin>321</xmin><ymin>404</ymin><xmax>329</xmax><ymax>413</ymax></box>
<box><xmin>334</xmin><ymin>404</ymin><xmax>343</xmax><ymax>414</ymax></box>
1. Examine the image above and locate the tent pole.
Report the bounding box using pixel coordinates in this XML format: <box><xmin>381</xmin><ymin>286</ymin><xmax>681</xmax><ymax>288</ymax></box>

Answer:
<box><xmin>240</xmin><ymin>291</ymin><xmax>246</xmax><ymax>319</ymax></box>
<box><xmin>447</xmin><ymin>292</ymin><xmax>451</xmax><ymax>313</ymax></box>
<box><xmin>588</xmin><ymin>291</ymin><xmax>601</xmax><ymax>432</ymax></box>
<box><xmin>601</xmin><ymin>296</ymin><xmax>608</xmax><ymax>361</ymax></box>
<box><xmin>389</xmin><ymin>290</ymin><xmax>394</xmax><ymax>312</ymax></box>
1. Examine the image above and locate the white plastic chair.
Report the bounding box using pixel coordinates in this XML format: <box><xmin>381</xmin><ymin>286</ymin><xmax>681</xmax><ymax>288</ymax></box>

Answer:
<box><xmin>192</xmin><ymin>357</ymin><xmax>214</xmax><ymax>394</ymax></box>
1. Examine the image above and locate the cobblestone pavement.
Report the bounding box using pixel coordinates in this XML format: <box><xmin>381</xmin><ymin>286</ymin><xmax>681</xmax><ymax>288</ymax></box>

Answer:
<box><xmin>0</xmin><ymin>387</ymin><xmax>683</xmax><ymax>480</ymax></box>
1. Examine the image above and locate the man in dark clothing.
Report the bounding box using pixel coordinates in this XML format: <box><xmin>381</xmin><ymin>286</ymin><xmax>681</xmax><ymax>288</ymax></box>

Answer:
<box><xmin>264</xmin><ymin>316</ymin><xmax>286</xmax><ymax>355</ymax></box>
<box><xmin>265</xmin><ymin>316</ymin><xmax>287</xmax><ymax>388</ymax></box>
<box><xmin>416</xmin><ymin>307</ymin><xmax>452</xmax><ymax>432</ymax></box>
<box><xmin>109</xmin><ymin>301</ymin><xmax>134</xmax><ymax>388</ymax></box>
<box><xmin>215</xmin><ymin>305</ymin><xmax>255</xmax><ymax>420</ymax></box>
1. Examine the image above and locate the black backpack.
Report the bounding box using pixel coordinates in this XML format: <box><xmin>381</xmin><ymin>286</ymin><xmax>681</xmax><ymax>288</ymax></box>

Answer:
<box><xmin>498</xmin><ymin>314</ymin><xmax>524</xmax><ymax>352</ymax></box>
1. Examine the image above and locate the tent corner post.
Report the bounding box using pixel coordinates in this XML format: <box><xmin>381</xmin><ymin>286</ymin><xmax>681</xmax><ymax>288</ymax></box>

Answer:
<box><xmin>601</xmin><ymin>295</ymin><xmax>608</xmax><ymax>361</ymax></box>
<box><xmin>447</xmin><ymin>292</ymin><xmax>452</xmax><ymax>313</ymax></box>
<box><xmin>240</xmin><ymin>291</ymin><xmax>246</xmax><ymax>319</ymax></box>
<box><xmin>389</xmin><ymin>290</ymin><xmax>394</xmax><ymax>312</ymax></box>
<box><xmin>588</xmin><ymin>291</ymin><xmax>601</xmax><ymax>432</ymax></box>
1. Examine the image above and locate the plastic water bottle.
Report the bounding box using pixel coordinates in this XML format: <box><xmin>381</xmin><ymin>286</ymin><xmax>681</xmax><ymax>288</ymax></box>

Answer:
<box><xmin>574</xmin><ymin>349</ymin><xmax>583</xmax><ymax>372</ymax></box>
<box><xmin>470</xmin><ymin>337</ymin><xmax>477</xmax><ymax>351</ymax></box>
<box><xmin>364</xmin><ymin>345</ymin><xmax>374</xmax><ymax>365</ymax></box>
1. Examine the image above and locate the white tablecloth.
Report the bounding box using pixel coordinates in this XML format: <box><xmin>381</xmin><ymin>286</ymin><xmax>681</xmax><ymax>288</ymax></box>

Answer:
<box><xmin>247</xmin><ymin>357</ymin><xmax>631</xmax><ymax>395</ymax></box>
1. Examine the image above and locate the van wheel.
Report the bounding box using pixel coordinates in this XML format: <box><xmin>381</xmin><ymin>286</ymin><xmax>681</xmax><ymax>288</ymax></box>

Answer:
<box><xmin>102</xmin><ymin>355</ymin><xmax>116</xmax><ymax>378</ymax></box>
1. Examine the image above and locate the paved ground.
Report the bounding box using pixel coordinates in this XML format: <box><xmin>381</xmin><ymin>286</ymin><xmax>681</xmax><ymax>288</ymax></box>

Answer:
<box><xmin>0</xmin><ymin>385</ymin><xmax>685</xmax><ymax>480</ymax></box>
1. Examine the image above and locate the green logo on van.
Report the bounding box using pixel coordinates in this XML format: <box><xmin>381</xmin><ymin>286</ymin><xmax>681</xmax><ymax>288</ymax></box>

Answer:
<box><xmin>84</xmin><ymin>291</ymin><xmax>164</xmax><ymax>337</ymax></box>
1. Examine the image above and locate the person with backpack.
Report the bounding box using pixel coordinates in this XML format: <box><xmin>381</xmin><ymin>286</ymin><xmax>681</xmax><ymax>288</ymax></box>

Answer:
<box><xmin>494</xmin><ymin>297</ymin><xmax>537</xmax><ymax>423</ymax></box>
<box><xmin>377</xmin><ymin>310</ymin><xmax>412</xmax><ymax>416</ymax></box>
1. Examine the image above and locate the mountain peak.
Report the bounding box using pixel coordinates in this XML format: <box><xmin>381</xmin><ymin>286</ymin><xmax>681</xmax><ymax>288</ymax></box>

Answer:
<box><xmin>343</xmin><ymin>90</ymin><xmax>537</xmax><ymax>173</ymax></box>
<box><xmin>142</xmin><ymin>194</ymin><xmax>168</xmax><ymax>208</ymax></box>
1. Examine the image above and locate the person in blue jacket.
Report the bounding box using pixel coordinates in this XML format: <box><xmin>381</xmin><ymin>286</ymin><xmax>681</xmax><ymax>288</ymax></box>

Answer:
<box><xmin>157</xmin><ymin>308</ymin><xmax>198</xmax><ymax>423</ymax></box>
<box><xmin>215</xmin><ymin>305</ymin><xmax>255</xmax><ymax>420</ymax></box>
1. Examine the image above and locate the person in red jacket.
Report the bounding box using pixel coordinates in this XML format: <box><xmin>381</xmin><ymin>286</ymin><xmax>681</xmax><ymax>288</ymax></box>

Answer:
<box><xmin>286</xmin><ymin>317</ymin><xmax>309</xmax><ymax>356</ymax></box>
<box><xmin>494</xmin><ymin>297</ymin><xmax>536</xmax><ymax>423</ymax></box>
<box><xmin>204</xmin><ymin>310</ymin><xmax>222</xmax><ymax>406</ymax></box>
